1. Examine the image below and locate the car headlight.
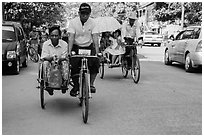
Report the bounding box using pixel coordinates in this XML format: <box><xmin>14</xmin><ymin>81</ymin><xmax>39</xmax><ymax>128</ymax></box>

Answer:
<box><xmin>6</xmin><ymin>51</ymin><xmax>16</xmax><ymax>59</ymax></box>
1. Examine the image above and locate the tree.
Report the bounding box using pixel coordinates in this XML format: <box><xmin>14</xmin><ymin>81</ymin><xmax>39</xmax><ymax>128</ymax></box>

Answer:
<box><xmin>3</xmin><ymin>2</ymin><xmax>67</xmax><ymax>27</ymax></box>
<box><xmin>153</xmin><ymin>2</ymin><xmax>202</xmax><ymax>25</ymax></box>
<box><xmin>64</xmin><ymin>2</ymin><xmax>139</xmax><ymax>21</ymax></box>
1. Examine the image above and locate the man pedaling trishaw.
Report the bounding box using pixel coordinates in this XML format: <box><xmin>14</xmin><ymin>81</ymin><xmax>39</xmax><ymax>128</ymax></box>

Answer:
<box><xmin>121</xmin><ymin>11</ymin><xmax>140</xmax><ymax>69</ymax></box>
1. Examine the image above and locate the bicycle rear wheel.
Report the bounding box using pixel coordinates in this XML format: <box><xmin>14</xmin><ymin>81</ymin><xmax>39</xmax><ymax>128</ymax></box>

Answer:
<box><xmin>131</xmin><ymin>55</ymin><xmax>140</xmax><ymax>83</ymax></box>
<box><xmin>28</xmin><ymin>46</ymin><xmax>39</xmax><ymax>63</ymax></box>
<box><xmin>82</xmin><ymin>73</ymin><xmax>89</xmax><ymax>123</ymax></box>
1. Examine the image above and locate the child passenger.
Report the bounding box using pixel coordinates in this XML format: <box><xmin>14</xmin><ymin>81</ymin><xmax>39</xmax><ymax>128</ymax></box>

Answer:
<box><xmin>104</xmin><ymin>29</ymin><xmax>125</xmax><ymax>66</ymax></box>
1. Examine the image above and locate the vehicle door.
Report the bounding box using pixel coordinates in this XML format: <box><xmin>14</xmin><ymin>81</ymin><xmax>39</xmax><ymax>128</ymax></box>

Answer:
<box><xmin>16</xmin><ymin>27</ymin><xmax>26</xmax><ymax>61</ymax></box>
<box><xmin>19</xmin><ymin>27</ymin><xmax>27</xmax><ymax>57</ymax></box>
<box><xmin>169</xmin><ymin>31</ymin><xmax>186</xmax><ymax>62</ymax></box>
<box><xmin>176</xmin><ymin>30</ymin><xmax>193</xmax><ymax>62</ymax></box>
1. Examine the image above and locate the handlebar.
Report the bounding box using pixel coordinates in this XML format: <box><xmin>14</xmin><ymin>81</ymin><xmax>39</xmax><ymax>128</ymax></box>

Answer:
<box><xmin>125</xmin><ymin>44</ymin><xmax>137</xmax><ymax>47</ymax></box>
<box><xmin>71</xmin><ymin>54</ymin><xmax>98</xmax><ymax>58</ymax></box>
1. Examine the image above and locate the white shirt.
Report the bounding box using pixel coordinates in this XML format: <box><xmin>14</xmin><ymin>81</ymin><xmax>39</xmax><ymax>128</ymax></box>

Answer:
<box><xmin>121</xmin><ymin>20</ymin><xmax>141</xmax><ymax>42</ymax></box>
<box><xmin>41</xmin><ymin>39</ymin><xmax>68</xmax><ymax>59</ymax></box>
<box><xmin>67</xmin><ymin>17</ymin><xmax>98</xmax><ymax>47</ymax></box>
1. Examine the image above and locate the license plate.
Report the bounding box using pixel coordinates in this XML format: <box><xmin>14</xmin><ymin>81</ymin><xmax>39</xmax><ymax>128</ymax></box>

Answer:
<box><xmin>78</xmin><ymin>49</ymin><xmax>91</xmax><ymax>55</ymax></box>
<box><xmin>152</xmin><ymin>38</ymin><xmax>156</xmax><ymax>41</ymax></box>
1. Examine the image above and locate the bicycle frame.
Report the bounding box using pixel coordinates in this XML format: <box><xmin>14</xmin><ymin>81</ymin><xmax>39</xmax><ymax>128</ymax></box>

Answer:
<box><xmin>71</xmin><ymin>55</ymin><xmax>97</xmax><ymax>98</ymax></box>
<box><xmin>125</xmin><ymin>44</ymin><xmax>137</xmax><ymax>57</ymax></box>
<box><xmin>71</xmin><ymin>54</ymin><xmax>97</xmax><ymax>123</ymax></box>
<box><xmin>121</xmin><ymin>43</ymin><xmax>140</xmax><ymax>83</ymax></box>
<box><xmin>79</xmin><ymin>56</ymin><xmax>91</xmax><ymax>99</ymax></box>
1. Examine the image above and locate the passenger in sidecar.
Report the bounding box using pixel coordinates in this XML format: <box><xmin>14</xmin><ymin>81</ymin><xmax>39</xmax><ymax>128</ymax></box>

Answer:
<box><xmin>41</xmin><ymin>25</ymin><xmax>69</xmax><ymax>95</ymax></box>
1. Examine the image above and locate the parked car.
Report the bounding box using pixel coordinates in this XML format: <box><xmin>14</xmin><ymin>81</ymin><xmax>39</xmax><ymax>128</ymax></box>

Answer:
<box><xmin>2</xmin><ymin>21</ymin><xmax>28</xmax><ymax>74</ymax></box>
<box><xmin>164</xmin><ymin>26</ymin><xmax>202</xmax><ymax>72</ymax></box>
<box><xmin>140</xmin><ymin>31</ymin><xmax>163</xmax><ymax>47</ymax></box>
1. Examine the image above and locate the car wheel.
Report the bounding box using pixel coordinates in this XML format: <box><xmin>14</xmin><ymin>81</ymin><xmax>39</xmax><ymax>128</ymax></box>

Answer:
<box><xmin>22</xmin><ymin>55</ymin><xmax>28</xmax><ymax>67</ymax></box>
<box><xmin>185</xmin><ymin>53</ymin><xmax>194</xmax><ymax>72</ymax></box>
<box><xmin>14</xmin><ymin>58</ymin><xmax>20</xmax><ymax>75</ymax></box>
<box><xmin>164</xmin><ymin>49</ymin><xmax>172</xmax><ymax>65</ymax></box>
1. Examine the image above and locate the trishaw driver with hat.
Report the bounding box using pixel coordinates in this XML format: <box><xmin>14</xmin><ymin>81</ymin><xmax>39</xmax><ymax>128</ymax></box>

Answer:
<box><xmin>67</xmin><ymin>3</ymin><xmax>100</xmax><ymax>97</ymax></box>
<box><xmin>121</xmin><ymin>12</ymin><xmax>141</xmax><ymax>67</ymax></box>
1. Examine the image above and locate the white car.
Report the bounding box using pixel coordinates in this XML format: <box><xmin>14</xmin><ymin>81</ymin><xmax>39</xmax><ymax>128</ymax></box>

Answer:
<box><xmin>164</xmin><ymin>26</ymin><xmax>202</xmax><ymax>72</ymax></box>
<box><xmin>140</xmin><ymin>31</ymin><xmax>163</xmax><ymax>47</ymax></box>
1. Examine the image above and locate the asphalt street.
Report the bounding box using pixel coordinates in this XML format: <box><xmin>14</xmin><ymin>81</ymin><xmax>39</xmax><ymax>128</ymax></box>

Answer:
<box><xmin>2</xmin><ymin>46</ymin><xmax>202</xmax><ymax>135</ymax></box>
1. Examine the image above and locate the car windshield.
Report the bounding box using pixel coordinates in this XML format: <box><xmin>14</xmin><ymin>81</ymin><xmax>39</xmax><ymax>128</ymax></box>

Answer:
<box><xmin>2</xmin><ymin>26</ymin><xmax>16</xmax><ymax>42</ymax></box>
<box><xmin>145</xmin><ymin>32</ymin><xmax>158</xmax><ymax>35</ymax></box>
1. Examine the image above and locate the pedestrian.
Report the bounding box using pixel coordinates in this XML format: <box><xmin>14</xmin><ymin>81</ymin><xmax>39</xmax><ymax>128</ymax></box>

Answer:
<box><xmin>41</xmin><ymin>25</ymin><xmax>69</xmax><ymax>95</ymax></box>
<box><xmin>67</xmin><ymin>3</ymin><xmax>100</xmax><ymax>97</ymax></box>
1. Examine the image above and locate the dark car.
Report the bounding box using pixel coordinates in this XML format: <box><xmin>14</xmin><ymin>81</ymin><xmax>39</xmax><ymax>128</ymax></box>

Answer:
<box><xmin>2</xmin><ymin>21</ymin><xmax>28</xmax><ymax>74</ymax></box>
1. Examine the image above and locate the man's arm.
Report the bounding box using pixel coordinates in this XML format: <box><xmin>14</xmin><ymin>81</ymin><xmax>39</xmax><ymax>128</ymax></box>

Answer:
<box><xmin>41</xmin><ymin>43</ymin><xmax>53</xmax><ymax>62</ymax></box>
<box><xmin>92</xmin><ymin>33</ymin><xmax>99</xmax><ymax>54</ymax></box>
<box><xmin>135</xmin><ymin>20</ymin><xmax>141</xmax><ymax>42</ymax></box>
<box><xmin>68</xmin><ymin>33</ymin><xmax>75</xmax><ymax>55</ymax></box>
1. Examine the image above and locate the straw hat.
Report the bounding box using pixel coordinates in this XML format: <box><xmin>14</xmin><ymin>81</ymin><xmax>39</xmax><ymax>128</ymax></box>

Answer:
<box><xmin>128</xmin><ymin>12</ymin><xmax>137</xmax><ymax>20</ymax></box>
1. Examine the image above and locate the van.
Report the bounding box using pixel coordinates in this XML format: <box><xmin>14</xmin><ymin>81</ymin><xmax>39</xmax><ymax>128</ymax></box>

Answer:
<box><xmin>2</xmin><ymin>21</ymin><xmax>28</xmax><ymax>74</ymax></box>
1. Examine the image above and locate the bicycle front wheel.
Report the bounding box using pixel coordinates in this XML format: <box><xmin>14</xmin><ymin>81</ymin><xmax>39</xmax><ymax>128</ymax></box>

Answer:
<box><xmin>39</xmin><ymin>63</ymin><xmax>45</xmax><ymax>109</ymax></box>
<box><xmin>131</xmin><ymin>55</ymin><xmax>140</xmax><ymax>83</ymax></box>
<box><xmin>82</xmin><ymin>73</ymin><xmax>89</xmax><ymax>123</ymax></box>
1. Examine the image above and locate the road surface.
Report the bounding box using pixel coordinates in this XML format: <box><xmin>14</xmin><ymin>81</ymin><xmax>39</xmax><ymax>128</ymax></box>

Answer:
<box><xmin>2</xmin><ymin>47</ymin><xmax>202</xmax><ymax>135</ymax></box>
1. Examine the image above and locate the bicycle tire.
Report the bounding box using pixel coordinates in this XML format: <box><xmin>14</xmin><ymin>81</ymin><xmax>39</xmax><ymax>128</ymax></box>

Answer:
<box><xmin>39</xmin><ymin>63</ymin><xmax>45</xmax><ymax>109</ymax></box>
<box><xmin>99</xmin><ymin>61</ymin><xmax>104</xmax><ymax>79</ymax></box>
<box><xmin>131</xmin><ymin>55</ymin><xmax>140</xmax><ymax>83</ymax></box>
<box><xmin>82</xmin><ymin>73</ymin><xmax>89</xmax><ymax>123</ymax></box>
<box><xmin>28</xmin><ymin>47</ymin><xmax>39</xmax><ymax>63</ymax></box>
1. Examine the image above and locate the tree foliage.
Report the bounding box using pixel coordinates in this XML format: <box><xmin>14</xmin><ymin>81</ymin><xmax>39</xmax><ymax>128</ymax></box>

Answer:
<box><xmin>153</xmin><ymin>2</ymin><xmax>202</xmax><ymax>25</ymax></box>
<box><xmin>3</xmin><ymin>2</ymin><xmax>140</xmax><ymax>27</ymax></box>
<box><xmin>3</xmin><ymin>2</ymin><xmax>66</xmax><ymax>26</ymax></box>
<box><xmin>64</xmin><ymin>2</ymin><xmax>139</xmax><ymax>21</ymax></box>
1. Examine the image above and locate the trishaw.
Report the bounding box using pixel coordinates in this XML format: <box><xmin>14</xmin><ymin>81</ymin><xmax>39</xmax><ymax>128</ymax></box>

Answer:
<box><xmin>99</xmin><ymin>42</ymin><xmax>140</xmax><ymax>84</ymax></box>
<box><xmin>37</xmin><ymin>50</ymin><xmax>98</xmax><ymax>124</ymax></box>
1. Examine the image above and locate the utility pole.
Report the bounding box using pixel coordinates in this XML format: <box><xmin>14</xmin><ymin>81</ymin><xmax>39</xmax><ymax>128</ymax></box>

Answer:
<box><xmin>2</xmin><ymin>2</ymin><xmax>5</xmax><ymax>21</ymax></box>
<box><xmin>181</xmin><ymin>2</ymin><xmax>185</xmax><ymax>29</ymax></box>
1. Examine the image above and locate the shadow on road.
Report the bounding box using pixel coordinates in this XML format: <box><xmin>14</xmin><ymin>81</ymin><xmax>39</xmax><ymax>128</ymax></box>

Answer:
<box><xmin>43</xmin><ymin>97</ymin><xmax>80</xmax><ymax>115</ymax></box>
<box><xmin>170</xmin><ymin>63</ymin><xmax>202</xmax><ymax>74</ymax></box>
